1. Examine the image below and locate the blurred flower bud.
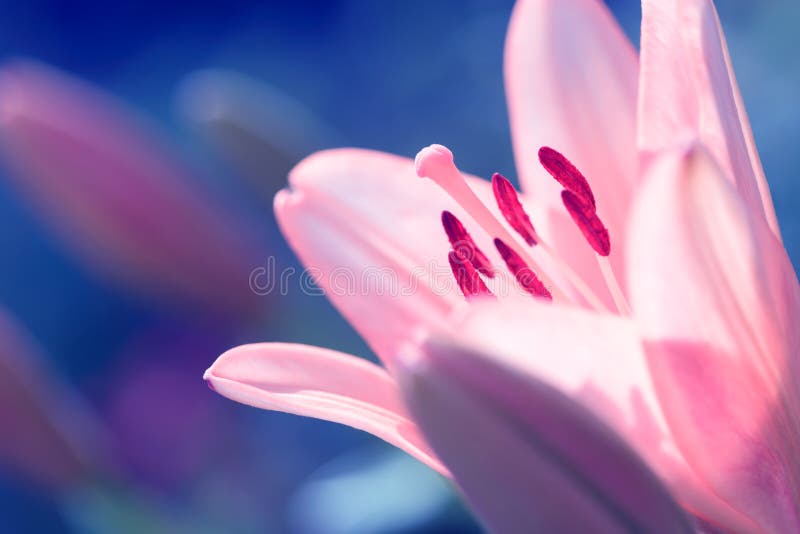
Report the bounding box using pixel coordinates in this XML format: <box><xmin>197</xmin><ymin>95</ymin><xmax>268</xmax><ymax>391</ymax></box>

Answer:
<box><xmin>0</xmin><ymin>60</ymin><xmax>263</xmax><ymax>319</ymax></box>
<box><xmin>177</xmin><ymin>69</ymin><xmax>340</xmax><ymax>198</ymax></box>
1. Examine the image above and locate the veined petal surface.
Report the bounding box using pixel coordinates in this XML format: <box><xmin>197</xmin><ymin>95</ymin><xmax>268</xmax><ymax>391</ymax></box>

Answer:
<box><xmin>439</xmin><ymin>298</ymin><xmax>756</xmax><ymax>532</ymax></box>
<box><xmin>275</xmin><ymin>148</ymin><xmax>505</xmax><ymax>366</ymax></box>
<box><xmin>628</xmin><ymin>144</ymin><xmax>800</xmax><ymax>532</ymax></box>
<box><xmin>505</xmin><ymin>0</ymin><xmax>639</xmax><ymax>307</ymax></box>
<box><xmin>204</xmin><ymin>343</ymin><xmax>445</xmax><ymax>474</ymax></box>
<box><xmin>397</xmin><ymin>336</ymin><xmax>692</xmax><ymax>533</ymax></box>
<box><xmin>638</xmin><ymin>0</ymin><xmax>780</xmax><ymax>239</ymax></box>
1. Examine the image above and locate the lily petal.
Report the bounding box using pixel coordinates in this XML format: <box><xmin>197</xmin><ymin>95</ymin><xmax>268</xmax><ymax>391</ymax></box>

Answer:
<box><xmin>628</xmin><ymin>144</ymin><xmax>800</xmax><ymax>532</ymax></box>
<box><xmin>504</xmin><ymin>0</ymin><xmax>639</xmax><ymax>306</ymax></box>
<box><xmin>203</xmin><ymin>343</ymin><xmax>445</xmax><ymax>475</ymax></box>
<box><xmin>638</xmin><ymin>0</ymin><xmax>781</xmax><ymax>239</ymax></box>
<box><xmin>0</xmin><ymin>60</ymin><xmax>261</xmax><ymax>316</ymax></box>
<box><xmin>396</xmin><ymin>336</ymin><xmax>692</xmax><ymax>533</ymax></box>
<box><xmin>275</xmin><ymin>149</ymin><xmax>505</xmax><ymax>366</ymax></box>
<box><xmin>505</xmin><ymin>0</ymin><xmax>639</xmax><ymax>203</ymax></box>
<box><xmin>442</xmin><ymin>298</ymin><xmax>756</xmax><ymax>532</ymax></box>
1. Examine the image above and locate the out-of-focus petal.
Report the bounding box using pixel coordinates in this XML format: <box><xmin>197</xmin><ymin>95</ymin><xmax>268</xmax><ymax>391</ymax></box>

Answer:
<box><xmin>203</xmin><ymin>343</ymin><xmax>445</xmax><ymax>475</ymax></box>
<box><xmin>504</xmin><ymin>0</ymin><xmax>639</xmax><ymax>307</ymax></box>
<box><xmin>628</xmin><ymin>144</ymin><xmax>800</xmax><ymax>532</ymax></box>
<box><xmin>442</xmin><ymin>298</ymin><xmax>755</xmax><ymax>532</ymax></box>
<box><xmin>105</xmin><ymin>327</ymin><xmax>233</xmax><ymax>490</ymax></box>
<box><xmin>275</xmin><ymin>148</ymin><xmax>504</xmax><ymax>367</ymax></box>
<box><xmin>396</xmin><ymin>337</ymin><xmax>692</xmax><ymax>533</ymax></box>
<box><xmin>0</xmin><ymin>60</ymin><xmax>261</xmax><ymax>316</ymax></box>
<box><xmin>0</xmin><ymin>309</ymin><xmax>105</xmax><ymax>490</ymax></box>
<box><xmin>638</xmin><ymin>0</ymin><xmax>781</xmax><ymax>239</ymax></box>
<box><xmin>177</xmin><ymin>69</ymin><xmax>340</xmax><ymax>198</ymax></box>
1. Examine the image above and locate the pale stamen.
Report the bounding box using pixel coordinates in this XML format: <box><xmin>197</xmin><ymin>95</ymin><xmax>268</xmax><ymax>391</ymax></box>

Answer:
<box><xmin>531</xmin><ymin>239</ymin><xmax>610</xmax><ymax>312</ymax></box>
<box><xmin>415</xmin><ymin>144</ymin><xmax>573</xmax><ymax>304</ymax></box>
<box><xmin>490</xmin><ymin>170</ymin><xmax>608</xmax><ymax>311</ymax></box>
<box><xmin>540</xmin><ymin>146</ymin><xmax>632</xmax><ymax>316</ymax></box>
<box><xmin>597</xmin><ymin>256</ymin><xmax>631</xmax><ymax>316</ymax></box>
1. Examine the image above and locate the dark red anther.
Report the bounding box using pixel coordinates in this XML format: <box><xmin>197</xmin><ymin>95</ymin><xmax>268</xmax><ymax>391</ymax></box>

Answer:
<box><xmin>491</xmin><ymin>173</ymin><xmax>537</xmax><ymax>246</ymax></box>
<box><xmin>441</xmin><ymin>211</ymin><xmax>494</xmax><ymax>278</ymax></box>
<box><xmin>538</xmin><ymin>147</ymin><xmax>596</xmax><ymax>210</ymax></box>
<box><xmin>448</xmin><ymin>249</ymin><xmax>493</xmax><ymax>299</ymax></box>
<box><xmin>561</xmin><ymin>190</ymin><xmax>610</xmax><ymax>256</ymax></box>
<box><xmin>494</xmin><ymin>238</ymin><xmax>552</xmax><ymax>300</ymax></box>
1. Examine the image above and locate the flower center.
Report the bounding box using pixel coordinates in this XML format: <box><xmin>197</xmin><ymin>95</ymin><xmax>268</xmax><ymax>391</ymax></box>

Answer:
<box><xmin>415</xmin><ymin>144</ymin><xmax>630</xmax><ymax>315</ymax></box>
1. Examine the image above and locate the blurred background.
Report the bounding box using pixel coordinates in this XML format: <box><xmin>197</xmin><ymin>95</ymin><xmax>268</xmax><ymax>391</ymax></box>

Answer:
<box><xmin>0</xmin><ymin>1</ymin><xmax>796</xmax><ymax>532</ymax></box>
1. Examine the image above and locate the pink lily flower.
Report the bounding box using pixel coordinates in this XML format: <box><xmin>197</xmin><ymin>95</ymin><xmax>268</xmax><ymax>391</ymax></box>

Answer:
<box><xmin>0</xmin><ymin>60</ymin><xmax>262</xmax><ymax>317</ymax></box>
<box><xmin>205</xmin><ymin>0</ymin><xmax>799</xmax><ymax>532</ymax></box>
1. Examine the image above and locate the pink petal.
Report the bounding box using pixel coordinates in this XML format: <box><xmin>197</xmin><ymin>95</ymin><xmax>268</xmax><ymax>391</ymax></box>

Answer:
<box><xmin>203</xmin><ymin>343</ymin><xmax>445</xmax><ymax>475</ymax></box>
<box><xmin>0</xmin><ymin>310</ymin><xmax>105</xmax><ymax>489</ymax></box>
<box><xmin>396</xmin><ymin>337</ymin><xmax>692</xmax><ymax>533</ymax></box>
<box><xmin>504</xmin><ymin>0</ymin><xmax>639</xmax><ymax>307</ymax></box>
<box><xmin>638</xmin><ymin>0</ymin><xmax>781</xmax><ymax>239</ymax></box>
<box><xmin>0</xmin><ymin>60</ymin><xmax>261</xmax><ymax>316</ymax></box>
<box><xmin>441</xmin><ymin>298</ymin><xmax>756</xmax><ymax>532</ymax></box>
<box><xmin>627</xmin><ymin>144</ymin><xmax>800</xmax><ymax>532</ymax></box>
<box><xmin>275</xmin><ymin>148</ymin><xmax>502</xmax><ymax>366</ymax></box>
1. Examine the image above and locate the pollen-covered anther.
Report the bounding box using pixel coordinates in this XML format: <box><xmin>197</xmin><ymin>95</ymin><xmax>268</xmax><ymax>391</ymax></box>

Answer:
<box><xmin>538</xmin><ymin>147</ymin><xmax>596</xmax><ymax>209</ymax></box>
<box><xmin>441</xmin><ymin>211</ymin><xmax>494</xmax><ymax>278</ymax></box>
<box><xmin>494</xmin><ymin>238</ymin><xmax>552</xmax><ymax>300</ymax></box>
<box><xmin>561</xmin><ymin>191</ymin><xmax>610</xmax><ymax>257</ymax></box>
<box><xmin>448</xmin><ymin>249</ymin><xmax>493</xmax><ymax>300</ymax></box>
<box><xmin>492</xmin><ymin>173</ymin><xmax>537</xmax><ymax>246</ymax></box>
